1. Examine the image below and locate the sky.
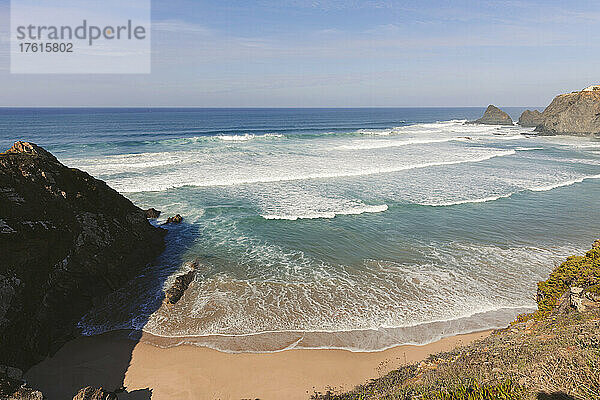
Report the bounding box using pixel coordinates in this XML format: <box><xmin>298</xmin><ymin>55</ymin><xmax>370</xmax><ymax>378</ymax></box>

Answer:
<box><xmin>0</xmin><ymin>0</ymin><xmax>599</xmax><ymax>107</ymax></box>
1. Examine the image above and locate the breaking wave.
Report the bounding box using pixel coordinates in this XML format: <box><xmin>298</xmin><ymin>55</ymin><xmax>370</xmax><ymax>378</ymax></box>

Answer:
<box><xmin>262</xmin><ymin>204</ymin><xmax>388</xmax><ymax>220</ymax></box>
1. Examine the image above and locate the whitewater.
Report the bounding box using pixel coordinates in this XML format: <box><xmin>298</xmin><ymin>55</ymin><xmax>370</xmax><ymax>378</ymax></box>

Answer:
<box><xmin>2</xmin><ymin>107</ymin><xmax>598</xmax><ymax>352</ymax></box>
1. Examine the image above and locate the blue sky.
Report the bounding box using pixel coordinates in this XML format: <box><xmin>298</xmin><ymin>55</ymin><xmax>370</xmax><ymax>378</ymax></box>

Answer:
<box><xmin>0</xmin><ymin>0</ymin><xmax>599</xmax><ymax>107</ymax></box>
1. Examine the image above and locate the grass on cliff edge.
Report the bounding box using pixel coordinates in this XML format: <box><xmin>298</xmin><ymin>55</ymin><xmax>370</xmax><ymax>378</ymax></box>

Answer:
<box><xmin>313</xmin><ymin>246</ymin><xmax>600</xmax><ymax>400</ymax></box>
<box><xmin>534</xmin><ymin>247</ymin><xmax>600</xmax><ymax>317</ymax></box>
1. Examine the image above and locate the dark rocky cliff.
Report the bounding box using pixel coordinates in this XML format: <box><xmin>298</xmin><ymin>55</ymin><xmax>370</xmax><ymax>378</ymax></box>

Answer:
<box><xmin>0</xmin><ymin>142</ymin><xmax>166</xmax><ymax>370</ymax></box>
<box><xmin>535</xmin><ymin>90</ymin><xmax>600</xmax><ymax>135</ymax></box>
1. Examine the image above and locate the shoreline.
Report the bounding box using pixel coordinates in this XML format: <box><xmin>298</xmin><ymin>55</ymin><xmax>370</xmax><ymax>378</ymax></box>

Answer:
<box><xmin>25</xmin><ymin>329</ymin><xmax>491</xmax><ymax>400</ymax></box>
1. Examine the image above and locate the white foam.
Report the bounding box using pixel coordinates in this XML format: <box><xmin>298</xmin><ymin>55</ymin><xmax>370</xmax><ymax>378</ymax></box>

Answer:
<box><xmin>336</xmin><ymin>137</ymin><xmax>465</xmax><ymax>150</ymax></box>
<box><xmin>353</xmin><ymin>128</ymin><xmax>401</xmax><ymax>136</ymax></box>
<box><xmin>528</xmin><ymin>174</ymin><xmax>600</xmax><ymax>192</ymax></box>
<box><xmin>421</xmin><ymin>193</ymin><xmax>514</xmax><ymax>207</ymax></box>
<box><xmin>262</xmin><ymin>204</ymin><xmax>388</xmax><ymax>220</ymax></box>
<box><xmin>515</xmin><ymin>147</ymin><xmax>543</xmax><ymax>151</ymax></box>
<box><xmin>78</xmin><ymin>240</ymin><xmax>578</xmax><ymax>352</ymax></box>
<box><xmin>416</xmin><ymin>173</ymin><xmax>600</xmax><ymax>206</ymax></box>
<box><xmin>123</xmin><ymin>149</ymin><xmax>517</xmax><ymax>192</ymax></box>
<box><xmin>218</xmin><ymin>133</ymin><xmax>284</xmax><ymax>141</ymax></box>
<box><xmin>491</xmin><ymin>135</ymin><xmax>523</xmax><ymax>141</ymax></box>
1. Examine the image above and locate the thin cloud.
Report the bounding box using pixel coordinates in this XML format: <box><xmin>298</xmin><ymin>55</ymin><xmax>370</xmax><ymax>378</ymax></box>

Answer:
<box><xmin>153</xmin><ymin>19</ymin><xmax>212</xmax><ymax>35</ymax></box>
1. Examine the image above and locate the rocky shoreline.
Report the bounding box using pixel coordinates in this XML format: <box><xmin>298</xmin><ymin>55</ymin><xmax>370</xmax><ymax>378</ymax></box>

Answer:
<box><xmin>0</xmin><ymin>142</ymin><xmax>168</xmax><ymax>399</ymax></box>
<box><xmin>1</xmin><ymin>89</ymin><xmax>599</xmax><ymax>398</ymax></box>
<box><xmin>469</xmin><ymin>84</ymin><xmax>600</xmax><ymax>136</ymax></box>
<box><xmin>534</xmin><ymin>89</ymin><xmax>600</xmax><ymax>135</ymax></box>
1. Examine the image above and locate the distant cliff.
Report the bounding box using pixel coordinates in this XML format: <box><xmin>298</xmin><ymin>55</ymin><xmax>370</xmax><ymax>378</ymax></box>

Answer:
<box><xmin>535</xmin><ymin>90</ymin><xmax>600</xmax><ymax>135</ymax></box>
<box><xmin>518</xmin><ymin>110</ymin><xmax>543</xmax><ymax>127</ymax></box>
<box><xmin>468</xmin><ymin>105</ymin><xmax>513</xmax><ymax>126</ymax></box>
<box><xmin>0</xmin><ymin>142</ymin><xmax>166</xmax><ymax>370</ymax></box>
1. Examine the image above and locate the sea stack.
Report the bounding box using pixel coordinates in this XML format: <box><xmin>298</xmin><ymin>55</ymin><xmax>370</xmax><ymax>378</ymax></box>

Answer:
<box><xmin>518</xmin><ymin>110</ymin><xmax>543</xmax><ymax>127</ymax></box>
<box><xmin>469</xmin><ymin>105</ymin><xmax>514</xmax><ymax>125</ymax></box>
<box><xmin>535</xmin><ymin>85</ymin><xmax>600</xmax><ymax>135</ymax></box>
<box><xmin>0</xmin><ymin>142</ymin><xmax>166</xmax><ymax>370</ymax></box>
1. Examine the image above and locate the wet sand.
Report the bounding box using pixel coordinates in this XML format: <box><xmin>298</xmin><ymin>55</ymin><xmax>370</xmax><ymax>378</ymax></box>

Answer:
<box><xmin>26</xmin><ymin>330</ymin><xmax>490</xmax><ymax>400</ymax></box>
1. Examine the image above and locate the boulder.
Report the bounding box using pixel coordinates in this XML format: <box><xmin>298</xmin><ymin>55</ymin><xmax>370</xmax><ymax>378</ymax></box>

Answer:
<box><xmin>469</xmin><ymin>105</ymin><xmax>514</xmax><ymax>126</ymax></box>
<box><xmin>535</xmin><ymin>90</ymin><xmax>600</xmax><ymax>135</ymax></box>
<box><xmin>72</xmin><ymin>386</ymin><xmax>117</xmax><ymax>400</ymax></box>
<box><xmin>164</xmin><ymin>214</ymin><xmax>183</xmax><ymax>224</ymax></box>
<box><xmin>569</xmin><ymin>287</ymin><xmax>585</xmax><ymax>312</ymax></box>
<box><xmin>144</xmin><ymin>208</ymin><xmax>161</xmax><ymax>219</ymax></box>
<box><xmin>0</xmin><ymin>142</ymin><xmax>167</xmax><ymax>370</ymax></box>
<box><xmin>0</xmin><ymin>364</ymin><xmax>44</xmax><ymax>400</ymax></box>
<box><xmin>6</xmin><ymin>387</ymin><xmax>44</xmax><ymax>400</ymax></box>
<box><xmin>518</xmin><ymin>110</ymin><xmax>543</xmax><ymax>127</ymax></box>
<box><xmin>164</xmin><ymin>261</ymin><xmax>200</xmax><ymax>305</ymax></box>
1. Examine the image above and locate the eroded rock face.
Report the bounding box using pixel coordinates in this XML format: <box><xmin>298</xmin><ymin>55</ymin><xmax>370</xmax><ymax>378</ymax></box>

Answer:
<box><xmin>518</xmin><ymin>110</ymin><xmax>543</xmax><ymax>127</ymax></box>
<box><xmin>535</xmin><ymin>90</ymin><xmax>600</xmax><ymax>135</ymax></box>
<box><xmin>0</xmin><ymin>142</ymin><xmax>166</xmax><ymax>370</ymax></box>
<box><xmin>469</xmin><ymin>105</ymin><xmax>514</xmax><ymax>126</ymax></box>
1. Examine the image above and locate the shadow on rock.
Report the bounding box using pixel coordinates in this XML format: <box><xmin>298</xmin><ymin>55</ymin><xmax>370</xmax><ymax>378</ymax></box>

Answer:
<box><xmin>0</xmin><ymin>142</ymin><xmax>200</xmax><ymax>399</ymax></box>
<box><xmin>23</xmin><ymin>218</ymin><xmax>200</xmax><ymax>399</ymax></box>
<box><xmin>537</xmin><ymin>392</ymin><xmax>576</xmax><ymax>400</ymax></box>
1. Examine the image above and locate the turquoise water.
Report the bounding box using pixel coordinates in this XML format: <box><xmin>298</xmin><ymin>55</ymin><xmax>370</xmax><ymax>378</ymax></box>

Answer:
<box><xmin>2</xmin><ymin>108</ymin><xmax>599</xmax><ymax>351</ymax></box>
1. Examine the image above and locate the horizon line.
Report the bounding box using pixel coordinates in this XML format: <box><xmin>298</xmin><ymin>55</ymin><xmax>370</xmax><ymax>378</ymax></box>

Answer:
<box><xmin>0</xmin><ymin>105</ymin><xmax>545</xmax><ymax>109</ymax></box>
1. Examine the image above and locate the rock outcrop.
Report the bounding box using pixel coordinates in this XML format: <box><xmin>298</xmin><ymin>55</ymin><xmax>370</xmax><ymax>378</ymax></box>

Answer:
<box><xmin>469</xmin><ymin>105</ymin><xmax>514</xmax><ymax>126</ymax></box>
<box><xmin>72</xmin><ymin>386</ymin><xmax>117</xmax><ymax>400</ymax></box>
<box><xmin>535</xmin><ymin>90</ymin><xmax>600</xmax><ymax>135</ymax></box>
<box><xmin>518</xmin><ymin>110</ymin><xmax>543</xmax><ymax>127</ymax></box>
<box><xmin>0</xmin><ymin>142</ymin><xmax>166</xmax><ymax>370</ymax></box>
<box><xmin>164</xmin><ymin>261</ymin><xmax>200</xmax><ymax>305</ymax></box>
<box><xmin>164</xmin><ymin>214</ymin><xmax>183</xmax><ymax>224</ymax></box>
<box><xmin>0</xmin><ymin>365</ymin><xmax>43</xmax><ymax>399</ymax></box>
<box><xmin>144</xmin><ymin>208</ymin><xmax>161</xmax><ymax>219</ymax></box>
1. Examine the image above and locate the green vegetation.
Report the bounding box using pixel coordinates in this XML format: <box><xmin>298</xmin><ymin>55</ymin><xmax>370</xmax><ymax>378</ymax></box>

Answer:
<box><xmin>313</xmin><ymin>243</ymin><xmax>600</xmax><ymax>400</ymax></box>
<box><xmin>421</xmin><ymin>380</ymin><xmax>525</xmax><ymax>400</ymax></box>
<box><xmin>536</xmin><ymin>247</ymin><xmax>600</xmax><ymax>316</ymax></box>
<box><xmin>317</xmin><ymin>380</ymin><xmax>525</xmax><ymax>400</ymax></box>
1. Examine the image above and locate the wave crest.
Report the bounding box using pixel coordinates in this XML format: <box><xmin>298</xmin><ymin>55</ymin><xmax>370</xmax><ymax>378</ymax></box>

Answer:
<box><xmin>262</xmin><ymin>204</ymin><xmax>388</xmax><ymax>220</ymax></box>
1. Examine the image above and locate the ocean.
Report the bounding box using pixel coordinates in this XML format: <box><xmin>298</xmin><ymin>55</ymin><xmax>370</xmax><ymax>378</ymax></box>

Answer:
<box><xmin>2</xmin><ymin>107</ymin><xmax>599</xmax><ymax>352</ymax></box>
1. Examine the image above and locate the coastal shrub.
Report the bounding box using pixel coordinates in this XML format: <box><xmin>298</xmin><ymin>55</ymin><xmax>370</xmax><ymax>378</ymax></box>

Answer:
<box><xmin>419</xmin><ymin>380</ymin><xmax>524</xmax><ymax>400</ymax></box>
<box><xmin>535</xmin><ymin>247</ymin><xmax>600</xmax><ymax>316</ymax></box>
<box><xmin>512</xmin><ymin>313</ymin><xmax>534</xmax><ymax>324</ymax></box>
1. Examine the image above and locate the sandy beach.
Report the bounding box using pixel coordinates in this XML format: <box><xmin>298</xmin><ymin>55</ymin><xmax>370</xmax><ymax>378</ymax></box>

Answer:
<box><xmin>25</xmin><ymin>330</ymin><xmax>490</xmax><ymax>400</ymax></box>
